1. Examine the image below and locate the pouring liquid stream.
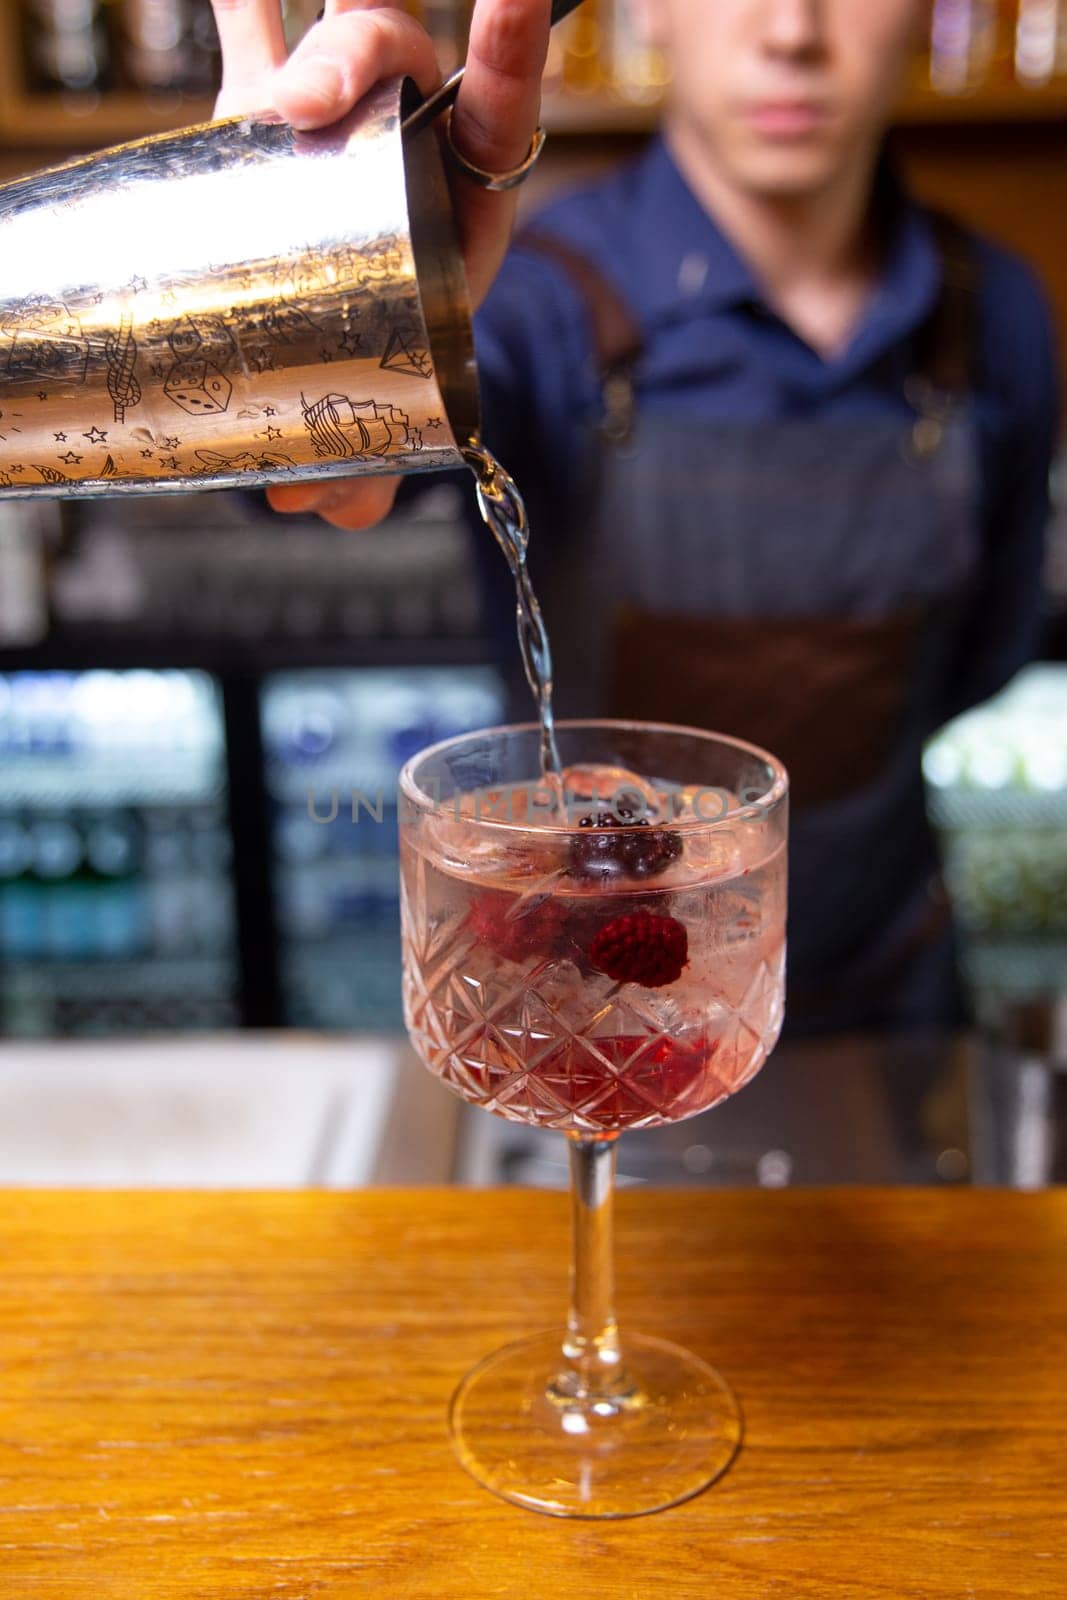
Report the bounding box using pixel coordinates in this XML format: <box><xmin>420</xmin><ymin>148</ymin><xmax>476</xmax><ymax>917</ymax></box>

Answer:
<box><xmin>463</xmin><ymin>442</ymin><xmax>564</xmax><ymax>801</ymax></box>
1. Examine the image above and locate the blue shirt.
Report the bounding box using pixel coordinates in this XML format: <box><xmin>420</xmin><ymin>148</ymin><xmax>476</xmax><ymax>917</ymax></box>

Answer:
<box><xmin>471</xmin><ymin>134</ymin><xmax>1059</xmax><ymax>719</ymax></box>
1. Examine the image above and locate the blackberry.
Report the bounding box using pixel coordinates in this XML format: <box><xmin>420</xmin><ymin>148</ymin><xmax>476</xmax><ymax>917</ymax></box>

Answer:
<box><xmin>568</xmin><ymin>809</ymin><xmax>682</xmax><ymax>882</ymax></box>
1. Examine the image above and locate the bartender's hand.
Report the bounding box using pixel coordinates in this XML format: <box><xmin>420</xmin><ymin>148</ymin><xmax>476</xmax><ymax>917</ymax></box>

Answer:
<box><xmin>210</xmin><ymin>0</ymin><xmax>550</xmax><ymax>528</ymax></box>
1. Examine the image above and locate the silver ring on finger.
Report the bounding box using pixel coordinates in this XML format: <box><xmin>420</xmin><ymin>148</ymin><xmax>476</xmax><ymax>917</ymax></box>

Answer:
<box><xmin>442</xmin><ymin>111</ymin><xmax>546</xmax><ymax>192</ymax></box>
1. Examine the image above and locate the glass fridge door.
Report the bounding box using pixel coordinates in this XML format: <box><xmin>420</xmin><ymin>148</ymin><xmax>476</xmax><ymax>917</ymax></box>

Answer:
<box><xmin>261</xmin><ymin>665</ymin><xmax>503</xmax><ymax>1031</ymax></box>
<box><xmin>0</xmin><ymin>669</ymin><xmax>238</xmax><ymax>1036</ymax></box>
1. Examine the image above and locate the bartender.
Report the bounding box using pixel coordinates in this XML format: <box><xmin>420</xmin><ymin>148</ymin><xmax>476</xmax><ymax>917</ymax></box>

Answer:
<box><xmin>211</xmin><ymin>0</ymin><xmax>1059</xmax><ymax>1034</ymax></box>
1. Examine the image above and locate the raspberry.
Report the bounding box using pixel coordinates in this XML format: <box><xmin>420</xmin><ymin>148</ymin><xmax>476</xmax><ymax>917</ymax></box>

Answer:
<box><xmin>554</xmin><ymin>891</ymin><xmax>667</xmax><ymax>962</ymax></box>
<box><xmin>568</xmin><ymin>810</ymin><xmax>682</xmax><ymax>882</ymax></box>
<box><xmin>587</xmin><ymin>909</ymin><xmax>689</xmax><ymax>988</ymax></box>
<box><xmin>467</xmin><ymin>890</ymin><xmax>564</xmax><ymax>964</ymax></box>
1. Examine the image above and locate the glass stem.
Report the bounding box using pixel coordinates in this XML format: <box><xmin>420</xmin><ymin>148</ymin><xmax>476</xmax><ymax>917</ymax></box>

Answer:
<box><xmin>559</xmin><ymin>1136</ymin><xmax>629</xmax><ymax>1403</ymax></box>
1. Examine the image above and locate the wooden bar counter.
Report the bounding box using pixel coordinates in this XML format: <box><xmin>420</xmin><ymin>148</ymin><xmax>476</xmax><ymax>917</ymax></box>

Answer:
<box><xmin>1</xmin><ymin>1188</ymin><xmax>1065</xmax><ymax>1596</ymax></box>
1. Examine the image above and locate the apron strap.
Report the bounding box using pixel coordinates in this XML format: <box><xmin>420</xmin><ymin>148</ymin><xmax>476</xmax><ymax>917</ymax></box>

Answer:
<box><xmin>516</xmin><ymin>227</ymin><xmax>645</xmax><ymax>443</ymax></box>
<box><xmin>905</xmin><ymin>211</ymin><xmax>980</xmax><ymax>458</ymax></box>
<box><xmin>915</xmin><ymin>212</ymin><xmax>980</xmax><ymax>398</ymax></box>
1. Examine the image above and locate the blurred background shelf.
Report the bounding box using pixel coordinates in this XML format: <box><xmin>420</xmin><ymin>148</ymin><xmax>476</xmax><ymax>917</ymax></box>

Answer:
<box><xmin>539</xmin><ymin>75</ymin><xmax>1067</xmax><ymax>135</ymax></box>
<box><xmin>6</xmin><ymin>2</ymin><xmax>1067</xmax><ymax>152</ymax></box>
<box><xmin>5</xmin><ymin>76</ymin><xmax>1067</xmax><ymax>154</ymax></box>
<box><xmin>547</xmin><ymin>83</ymin><xmax>1067</xmax><ymax>134</ymax></box>
<box><xmin>898</xmin><ymin>80</ymin><xmax>1067</xmax><ymax>121</ymax></box>
<box><xmin>0</xmin><ymin>91</ymin><xmax>216</xmax><ymax>148</ymax></box>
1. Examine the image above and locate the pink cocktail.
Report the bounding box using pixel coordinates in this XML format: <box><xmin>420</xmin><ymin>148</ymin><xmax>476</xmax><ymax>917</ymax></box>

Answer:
<box><xmin>400</xmin><ymin>720</ymin><xmax>788</xmax><ymax>1518</ymax></box>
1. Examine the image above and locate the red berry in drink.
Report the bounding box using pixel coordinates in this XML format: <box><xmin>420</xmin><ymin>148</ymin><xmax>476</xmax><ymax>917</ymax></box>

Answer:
<box><xmin>467</xmin><ymin>890</ymin><xmax>564</xmax><ymax>964</ymax></box>
<box><xmin>587</xmin><ymin>909</ymin><xmax>689</xmax><ymax>988</ymax></box>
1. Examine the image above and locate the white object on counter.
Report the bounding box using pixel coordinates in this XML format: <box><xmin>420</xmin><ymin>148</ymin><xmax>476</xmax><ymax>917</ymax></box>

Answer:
<box><xmin>0</xmin><ymin>1033</ymin><xmax>399</xmax><ymax>1187</ymax></box>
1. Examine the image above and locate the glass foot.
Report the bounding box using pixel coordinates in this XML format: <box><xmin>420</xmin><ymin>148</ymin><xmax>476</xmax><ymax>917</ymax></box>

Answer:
<box><xmin>449</xmin><ymin>1330</ymin><xmax>743</xmax><ymax>1519</ymax></box>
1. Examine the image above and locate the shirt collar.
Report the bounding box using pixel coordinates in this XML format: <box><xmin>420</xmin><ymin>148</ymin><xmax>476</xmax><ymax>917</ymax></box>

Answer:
<box><xmin>622</xmin><ymin>136</ymin><xmax>943</xmax><ymax>368</ymax></box>
<box><xmin>622</xmin><ymin>136</ymin><xmax>758</xmax><ymax>325</ymax></box>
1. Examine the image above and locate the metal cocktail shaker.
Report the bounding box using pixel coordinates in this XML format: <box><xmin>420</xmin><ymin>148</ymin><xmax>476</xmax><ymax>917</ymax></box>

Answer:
<box><xmin>0</xmin><ymin>76</ymin><xmax>479</xmax><ymax>500</ymax></box>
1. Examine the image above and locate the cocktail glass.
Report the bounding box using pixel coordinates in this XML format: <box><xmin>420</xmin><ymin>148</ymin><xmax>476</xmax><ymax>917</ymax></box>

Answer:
<box><xmin>399</xmin><ymin>720</ymin><xmax>788</xmax><ymax>1518</ymax></box>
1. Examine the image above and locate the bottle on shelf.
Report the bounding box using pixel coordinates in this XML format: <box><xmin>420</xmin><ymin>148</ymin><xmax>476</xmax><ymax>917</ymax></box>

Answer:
<box><xmin>1015</xmin><ymin>0</ymin><xmax>1067</xmax><ymax>85</ymax></box>
<box><xmin>0</xmin><ymin>815</ymin><xmax>41</xmax><ymax>961</ymax></box>
<box><xmin>31</xmin><ymin>814</ymin><xmax>88</xmax><ymax>959</ymax></box>
<box><xmin>84</xmin><ymin>810</ymin><xmax>147</xmax><ymax>957</ymax></box>
<box><xmin>21</xmin><ymin>0</ymin><xmax>115</xmax><ymax>94</ymax></box>
<box><xmin>119</xmin><ymin>0</ymin><xmax>221</xmax><ymax>97</ymax></box>
<box><xmin>929</xmin><ymin>0</ymin><xmax>1000</xmax><ymax>93</ymax></box>
<box><xmin>601</xmin><ymin>0</ymin><xmax>668</xmax><ymax>105</ymax></box>
<box><xmin>542</xmin><ymin>0</ymin><xmax>605</xmax><ymax>97</ymax></box>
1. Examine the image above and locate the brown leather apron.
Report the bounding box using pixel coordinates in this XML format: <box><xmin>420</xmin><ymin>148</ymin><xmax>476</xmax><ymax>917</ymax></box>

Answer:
<box><xmin>519</xmin><ymin>221</ymin><xmax>981</xmax><ymax>1031</ymax></box>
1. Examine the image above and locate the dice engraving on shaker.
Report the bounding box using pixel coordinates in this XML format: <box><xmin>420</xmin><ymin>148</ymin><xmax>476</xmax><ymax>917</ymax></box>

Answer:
<box><xmin>164</xmin><ymin>360</ymin><xmax>232</xmax><ymax>416</ymax></box>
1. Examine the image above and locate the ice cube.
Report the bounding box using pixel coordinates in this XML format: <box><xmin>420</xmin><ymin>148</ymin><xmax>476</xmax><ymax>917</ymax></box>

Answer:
<box><xmin>421</xmin><ymin>812</ymin><xmax>514</xmax><ymax>876</ymax></box>
<box><xmin>663</xmin><ymin>783</ymin><xmax>742</xmax><ymax>824</ymax></box>
<box><xmin>708</xmin><ymin>887</ymin><xmax>764</xmax><ymax>947</ymax></box>
<box><xmin>420</xmin><ymin>806</ymin><xmax>566</xmax><ymax>886</ymax></box>
<box><xmin>682</xmin><ymin>829</ymin><xmax>742</xmax><ymax>883</ymax></box>
<box><xmin>559</xmin><ymin>764</ymin><xmax>665</xmax><ymax>823</ymax></box>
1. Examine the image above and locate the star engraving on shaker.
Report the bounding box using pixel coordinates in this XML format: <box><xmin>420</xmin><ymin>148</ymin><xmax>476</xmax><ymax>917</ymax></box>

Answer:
<box><xmin>127</xmin><ymin>276</ymin><xmax>148</xmax><ymax>294</ymax></box>
<box><xmin>37</xmin><ymin>392</ymin><xmax>48</xmax><ymax>401</ymax></box>
<box><xmin>83</xmin><ymin>426</ymin><xmax>108</xmax><ymax>445</ymax></box>
<box><xmin>427</xmin><ymin>418</ymin><xmax>443</xmax><ymax>429</ymax></box>
<box><xmin>336</xmin><ymin>330</ymin><xmax>363</xmax><ymax>356</ymax></box>
<box><xmin>53</xmin><ymin>432</ymin><xmax>67</xmax><ymax>442</ymax></box>
<box><xmin>160</xmin><ymin>435</ymin><xmax>181</xmax><ymax>449</ymax></box>
<box><xmin>10</xmin><ymin>464</ymin><xmax>24</xmax><ymax>474</ymax></box>
<box><xmin>263</xmin><ymin>406</ymin><xmax>278</xmax><ymax>417</ymax></box>
<box><xmin>262</xmin><ymin>426</ymin><xmax>283</xmax><ymax>442</ymax></box>
<box><xmin>140</xmin><ymin>449</ymin><xmax>155</xmax><ymax>459</ymax></box>
<box><xmin>159</xmin><ymin>456</ymin><xmax>181</xmax><ymax>470</ymax></box>
<box><xmin>59</xmin><ymin>451</ymin><xmax>82</xmax><ymax>464</ymax></box>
